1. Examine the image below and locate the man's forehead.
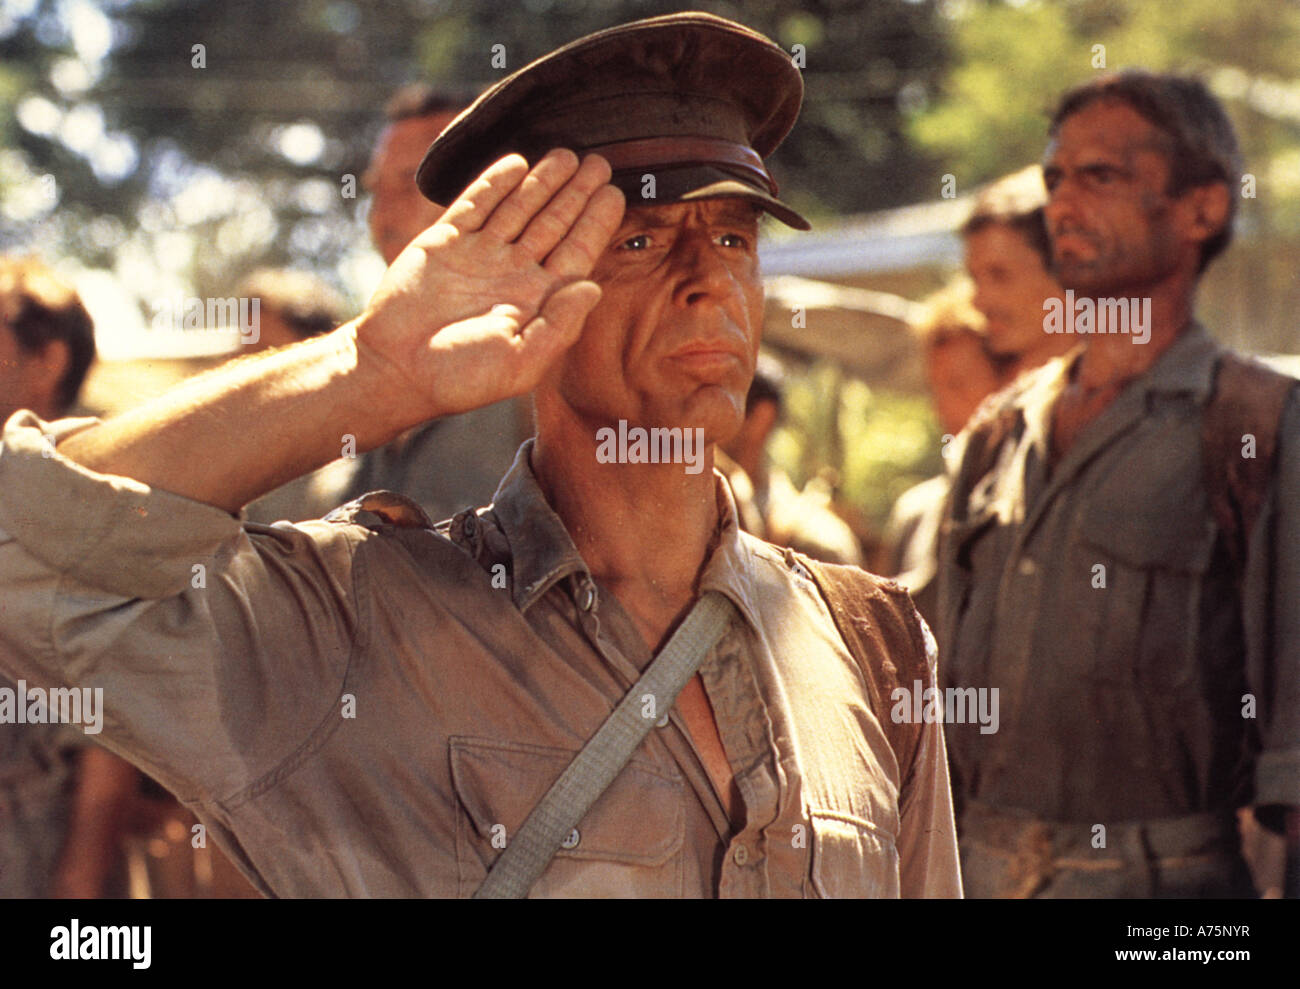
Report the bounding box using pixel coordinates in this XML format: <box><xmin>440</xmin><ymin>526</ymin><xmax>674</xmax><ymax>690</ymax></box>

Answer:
<box><xmin>967</xmin><ymin>221</ymin><xmax>1025</xmax><ymax>249</ymax></box>
<box><xmin>370</xmin><ymin>114</ymin><xmax>458</xmax><ymax>169</ymax></box>
<box><xmin>620</xmin><ymin>199</ymin><xmax>763</xmax><ymax>227</ymax></box>
<box><xmin>1045</xmin><ymin>100</ymin><xmax>1171</xmax><ymax>165</ymax></box>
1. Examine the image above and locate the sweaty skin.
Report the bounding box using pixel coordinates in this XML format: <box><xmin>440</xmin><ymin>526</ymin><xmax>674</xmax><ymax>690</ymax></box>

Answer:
<box><xmin>532</xmin><ymin>196</ymin><xmax>768</xmax><ymax>823</ymax></box>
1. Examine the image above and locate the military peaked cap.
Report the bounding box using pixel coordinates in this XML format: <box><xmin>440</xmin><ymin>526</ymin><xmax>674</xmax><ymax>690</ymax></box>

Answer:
<box><xmin>415</xmin><ymin>12</ymin><xmax>809</xmax><ymax>230</ymax></box>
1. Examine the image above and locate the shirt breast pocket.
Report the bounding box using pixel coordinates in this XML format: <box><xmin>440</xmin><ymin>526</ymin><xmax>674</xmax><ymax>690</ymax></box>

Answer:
<box><xmin>1073</xmin><ymin>492</ymin><xmax>1215</xmax><ymax>690</ymax></box>
<box><xmin>449</xmin><ymin>736</ymin><xmax>686</xmax><ymax>898</ymax></box>
<box><xmin>807</xmin><ymin>810</ymin><xmax>900</xmax><ymax>898</ymax></box>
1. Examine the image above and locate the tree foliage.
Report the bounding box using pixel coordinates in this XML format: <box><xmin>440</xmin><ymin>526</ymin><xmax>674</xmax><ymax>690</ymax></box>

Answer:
<box><xmin>0</xmin><ymin>0</ymin><xmax>949</xmax><ymax>301</ymax></box>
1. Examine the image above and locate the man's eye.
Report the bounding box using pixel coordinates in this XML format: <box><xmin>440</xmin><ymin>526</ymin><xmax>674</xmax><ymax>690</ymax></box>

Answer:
<box><xmin>619</xmin><ymin>234</ymin><xmax>651</xmax><ymax>250</ymax></box>
<box><xmin>718</xmin><ymin>232</ymin><xmax>750</xmax><ymax>249</ymax></box>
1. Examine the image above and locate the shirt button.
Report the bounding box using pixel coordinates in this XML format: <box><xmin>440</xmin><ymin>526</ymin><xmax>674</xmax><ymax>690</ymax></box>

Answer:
<box><xmin>732</xmin><ymin>844</ymin><xmax>749</xmax><ymax>866</ymax></box>
<box><xmin>561</xmin><ymin>828</ymin><xmax>580</xmax><ymax>850</ymax></box>
<box><xmin>578</xmin><ymin>581</ymin><xmax>597</xmax><ymax>612</ymax></box>
<box><xmin>1017</xmin><ymin>557</ymin><xmax>1037</xmax><ymax>576</ymax></box>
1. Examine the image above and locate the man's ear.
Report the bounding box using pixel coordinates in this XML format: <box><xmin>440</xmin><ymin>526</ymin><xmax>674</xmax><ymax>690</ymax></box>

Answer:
<box><xmin>1182</xmin><ymin>181</ymin><xmax>1231</xmax><ymax>247</ymax></box>
<box><xmin>748</xmin><ymin>397</ymin><xmax>779</xmax><ymax>444</ymax></box>
<box><xmin>21</xmin><ymin>337</ymin><xmax>70</xmax><ymax>419</ymax></box>
<box><xmin>35</xmin><ymin>337</ymin><xmax>70</xmax><ymax>383</ymax></box>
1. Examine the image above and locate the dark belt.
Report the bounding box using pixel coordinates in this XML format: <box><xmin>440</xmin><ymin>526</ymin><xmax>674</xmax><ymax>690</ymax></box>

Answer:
<box><xmin>960</xmin><ymin>801</ymin><xmax>1241</xmax><ymax>868</ymax></box>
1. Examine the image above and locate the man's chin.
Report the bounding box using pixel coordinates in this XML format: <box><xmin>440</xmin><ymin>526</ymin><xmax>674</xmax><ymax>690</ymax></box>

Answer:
<box><xmin>630</xmin><ymin>415</ymin><xmax>738</xmax><ymax>450</ymax></box>
<box><xmin>676</xmin><ymin>389</ymin><xmax>746</xmax><ymax>445</ymax></box>
<box><xmin>1054</xmin><ymin>256</ymin><xmax>1115</xmax><ymax>295</ymax></box>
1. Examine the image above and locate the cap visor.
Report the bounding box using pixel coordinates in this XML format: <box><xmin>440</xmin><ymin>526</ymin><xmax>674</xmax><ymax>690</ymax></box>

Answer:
<box><xmin>609</xmin><ymin>167</ymin><xmax>810</xmax><ymax>231</ymax></box>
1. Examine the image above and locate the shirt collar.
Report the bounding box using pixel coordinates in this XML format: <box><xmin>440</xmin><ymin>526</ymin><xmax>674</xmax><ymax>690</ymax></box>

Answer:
<box><xmin>696</xmin><ymin>468</ymin><xmax>765</xmax><ymax>636</ymax></box>
<box><xmin>489</xmin><ymin>439</ymin><xmax>590</xmax><ymax>612</ymax></box>
<box><xmin>1023</xmin><ymin>321</ymin><xmax>1221</xmax><ymax>429</ymax></box>
<box><xmin>489</xmin><ymin>438</ymin><xmax>763</xmax><ymax>634</ymax></box>
<box><xmin>1132</xmin><ymin>320</ymin><xmax>1221</xmax><ymax>401</ymax></box>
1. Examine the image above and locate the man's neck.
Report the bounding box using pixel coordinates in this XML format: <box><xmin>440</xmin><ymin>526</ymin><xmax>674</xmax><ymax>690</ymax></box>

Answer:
<box><xmin>1010</xmin><ymin>334</ymin><xmax>1079</xmax><ymax>380</ymax></box>
<box><xmin>1072</xmin><ymin>274</ymin><xmax>1196</xmax><ymax>392</ymax></box>
<box><xmin>532</xmin><ymin>415</ymin><xmax>721</xmax><ymax>650</ymax></box>
<box><xmin>1049</xmin><ymin>274</ymin><xmax>1196</xmax><ymax>464</ymax></box>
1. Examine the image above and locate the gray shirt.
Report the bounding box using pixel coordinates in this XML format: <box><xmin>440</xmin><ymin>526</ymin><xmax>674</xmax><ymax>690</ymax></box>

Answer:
<box><xmin>937</xmin><ymin>324</ymin><xmax>1300</xmax><ymax>822</ymax></box>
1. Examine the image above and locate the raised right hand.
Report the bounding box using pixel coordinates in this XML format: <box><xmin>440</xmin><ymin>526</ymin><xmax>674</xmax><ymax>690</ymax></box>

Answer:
<box><xmin>354</xmin><ymin>149</ymin><xmax>625</xmax><ymax>424</ymax></box>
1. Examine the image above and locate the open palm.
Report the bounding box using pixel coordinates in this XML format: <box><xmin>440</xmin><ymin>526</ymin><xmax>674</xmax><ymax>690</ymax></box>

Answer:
<box><xmin>356</xmin><ymin>149</ymin><xmax>625</xmax><ymax>423</ymax></box>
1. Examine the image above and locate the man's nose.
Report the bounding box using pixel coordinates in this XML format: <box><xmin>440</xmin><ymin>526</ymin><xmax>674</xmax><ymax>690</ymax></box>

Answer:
<box><xmin>1043</xmin><ymin>175</ymin><xmax>1081</xmax><ymax>234</ymax></box>
<box><xmin>670</xmin><ymin>235</ymin><xmax>735</xmax><ymax>307</ymax></box>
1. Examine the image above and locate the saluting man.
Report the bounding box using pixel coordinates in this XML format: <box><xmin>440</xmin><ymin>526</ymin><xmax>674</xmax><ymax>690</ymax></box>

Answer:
<box><xmin>0</xmin><ymin>14</ymin><xmax>960</xmax><ymax>897</ymax></box>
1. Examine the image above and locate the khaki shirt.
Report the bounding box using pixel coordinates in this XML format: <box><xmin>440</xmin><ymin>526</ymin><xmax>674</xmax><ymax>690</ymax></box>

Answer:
<box><xmin>0</xmin><ymin>413</ymin><xmax>960</xmax><ymax>898</ymax></box>
<box><xmin>937</xmin><ymin>324</ymin><xmax>1300</xmax><ymax>823</ymax></box>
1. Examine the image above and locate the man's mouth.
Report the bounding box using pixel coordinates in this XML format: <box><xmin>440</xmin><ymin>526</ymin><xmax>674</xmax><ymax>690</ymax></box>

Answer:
<box><xmin>1052</xmin><ymin>230</ymin><xmax>1095</xmax><ymax>255</ymax></box>
<box><xmin>667</xmin><ymin>329</ymin><xmax>748</xmax><ymax>364</ymax></box>
<box><xmin>667</xmin><ymin>347</ymin><xmax>745</xmax><ymax>376</ymax></box>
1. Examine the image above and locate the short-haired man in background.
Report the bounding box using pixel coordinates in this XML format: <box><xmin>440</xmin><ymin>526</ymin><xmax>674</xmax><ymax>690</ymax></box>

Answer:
<box><xmin>962</xmin><ymin>165</ymin><xmax>1075</xmax><ymax>379</ymax></box>
<box><xmin>237</xmin><ymin>267</ymin><xmax>349</xmax><ymax>355</ymax></box>
<box><xmin>880</xmin><ymin>278</ymin><xmax>1008</xmax><ymax>626</ymax></box>
<box><xmin>363</xmin><ymin>85</ymin><xmax>471</xmax><ymax>268</ymax></box>
<box><xmin>717</xmin><ymin>354</ymin><xmax>864</xmax><ymax>567</ymax></box>
<box><xmin>938</xmin><ymin>71</ymin><xmax>1299</xmax><ymax>897</ymax></box>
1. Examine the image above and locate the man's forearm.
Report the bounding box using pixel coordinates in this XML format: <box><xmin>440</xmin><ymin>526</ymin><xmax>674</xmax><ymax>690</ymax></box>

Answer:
<box><xmin>56</xmin><ymin>322</ymin><xmax>411</xmax><ymax>514</ymax></box>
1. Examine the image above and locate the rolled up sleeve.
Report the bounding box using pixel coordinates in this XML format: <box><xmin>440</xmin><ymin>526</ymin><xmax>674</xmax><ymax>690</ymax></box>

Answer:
<box><xmin>0</xmin><ymin>411</ymin><xmax>362</xmax><ymax>806</ymax></box>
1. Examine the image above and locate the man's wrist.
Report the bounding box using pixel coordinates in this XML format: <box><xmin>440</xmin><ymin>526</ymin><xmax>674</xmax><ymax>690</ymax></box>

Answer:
<box><xmin>341</xmin><ymin>316</ymin><xmax>445</xmax><ymax>441</ymax></box>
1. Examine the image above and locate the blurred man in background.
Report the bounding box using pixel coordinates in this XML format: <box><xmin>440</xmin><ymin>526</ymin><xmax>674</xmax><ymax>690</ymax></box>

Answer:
<box><xmin>0</xmin><ymin>255</ymin><xmax>137</xmax><ymax>898</ymax></box>
<box><xmin>962</xmin><ymin>165</ymin><xmax>1075</xmax><ymax>379</ymax></box>
<box><xmin>341</xmin><ymin>83</ymin><xmax>528</xmax><ymax>524</ymax></box>
<box><xmin>238</xmin><ymin>267</ymin><xmax>348</xmax><ymax>356</ymax></box>
<box><xmin>879</xmin><ymin>278</ymin><xmax>1008</xmax><ymax>624</ymax></box>
<box><xmin>363</xmin><ymin>85</ymin><xmax>470</xmax><ymax>268</ymax></box>
<box><xmin>879</xmin><ymin>169</ymin><xmax>1077</xmax><ymax>626</ymax></box>
<box><xmin>0</xmin><ymin>257</ymin><xmax>96</xmax><ymax>425</ymax></box>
